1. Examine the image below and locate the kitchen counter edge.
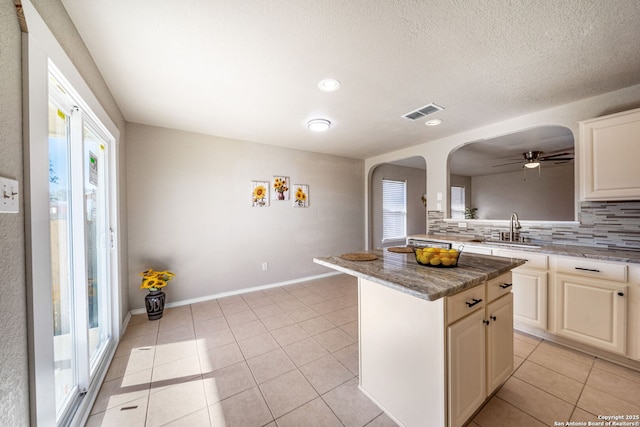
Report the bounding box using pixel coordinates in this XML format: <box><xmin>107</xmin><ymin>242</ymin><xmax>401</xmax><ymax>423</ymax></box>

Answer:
<box><xmin>314</xmin><ymin>251</ymin><xmax>525</xmax><ymax>302</ymax></box>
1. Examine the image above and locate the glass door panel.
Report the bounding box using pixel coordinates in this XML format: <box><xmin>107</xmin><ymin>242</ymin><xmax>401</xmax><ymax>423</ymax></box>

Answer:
<box><xmin>83</xmin><ymin>122</ymin><xmax>111</xmax><ymax>369</ymax></box>
<box><xmin>48</xmin><ymin>101</ymin><xmax>77</xmax><ymax>414</ymax></box>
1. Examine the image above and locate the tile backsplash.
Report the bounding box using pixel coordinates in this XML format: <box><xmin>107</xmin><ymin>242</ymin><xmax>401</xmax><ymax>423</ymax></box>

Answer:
<box><xmin>428</xmin><ymin>201</ymin><xmax>640</xmax><ymax>251</ymax></box>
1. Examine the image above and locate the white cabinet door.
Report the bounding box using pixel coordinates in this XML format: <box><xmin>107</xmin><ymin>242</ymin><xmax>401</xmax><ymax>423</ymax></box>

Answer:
<box><xmin>486</xmin><ymin>293</ymin><xmax>514</xmax><ymax>394</ymax></box>
<box><xmin>553</xmin><ymin>274</ymin><xmax>627</xmax><ymax>354</ymax></box>
<box><xmin>512</xmin><ymin>268</ymin><xmax>547</xmax><ymax>330</ymax></box>
<box><xmin>579</xmin><ymin>108</ymin><xmax>640</xmax><ymax>201</ymax></box>
<box><xmin>448</xmin><ymin>308</ymin><xmax>486</xmax><ymax>427</ymax></box>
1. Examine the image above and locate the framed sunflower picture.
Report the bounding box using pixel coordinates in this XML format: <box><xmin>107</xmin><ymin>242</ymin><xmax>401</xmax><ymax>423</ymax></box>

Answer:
<box><xmin>292</xmin><ymin>184</ymin><xmax>309</xmax><ymax>208</ymax></box>
<box><xmin>251</xmin><ymin>181</ymin><xmax>269</xmax><ymax>207</ymax></box>
<box><xmin>272</xmin><ymin>176</ymin><xmax>290</xmax><ymax>201</ymax></box>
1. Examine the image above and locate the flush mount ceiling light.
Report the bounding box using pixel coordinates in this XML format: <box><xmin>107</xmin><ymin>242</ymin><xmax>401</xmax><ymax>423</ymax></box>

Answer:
<box><xmin>317</xmin><ymin>78</ymin><xmax>341</xmax><ymax>92</ymax></box>
<box><xmin>307</xmin><ymin>119</ymin><xmax>331</xmax><ymax>132</ymax></box>
<box><xmin>425</xmin><ymin>119</ymin><xmax>443</xmax><ymax>126</ymax></box>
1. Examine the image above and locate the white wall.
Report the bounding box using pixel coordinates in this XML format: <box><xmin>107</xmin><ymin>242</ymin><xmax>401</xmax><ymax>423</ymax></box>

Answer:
<box><xmin>364</xmin><ymin>84</ymin><xmax>640</xmax><ymax>245</ymax></box>
<box><xmin>126</xmin><ymin>123</ymin><xmax>364</xmax><ymax>308</ymax></box>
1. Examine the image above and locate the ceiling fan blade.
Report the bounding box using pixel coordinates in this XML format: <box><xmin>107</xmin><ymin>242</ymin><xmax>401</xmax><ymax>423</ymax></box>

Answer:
<box><xmin>492</xmin><ymin>161</ymin><xmax>522</xmax><ymax>167</ymax></box>
<box><xmin>540</xmin><ymin>152</ymin><xmax>572</xmax><ymax>159</ymax></box>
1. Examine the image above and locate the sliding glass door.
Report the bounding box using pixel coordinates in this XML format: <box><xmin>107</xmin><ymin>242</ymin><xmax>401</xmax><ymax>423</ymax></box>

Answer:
<box><xmin>49</xmin><ymin>72</ymin><xmax>113</xmax><ymax>423</ymax></box>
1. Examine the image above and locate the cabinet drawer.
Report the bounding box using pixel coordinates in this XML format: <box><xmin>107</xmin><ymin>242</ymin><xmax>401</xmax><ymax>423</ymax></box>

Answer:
<box><xmin>487</xmin><ymin>272</ymin><xmax>513</xmax><ymax>302</ymax></box>
<box><xmin>494</xmin><ymin>249</ymin><xmax>548</xmax><ymax>270</ymax></box>
<box><xmin>554</xmin><ymin>256</ymin><xmax>627</xmax><ymax>282</ymax></box>
<box><xmin>447</xmin><ymin>284</ymin><xmax>485</xmax><ymax>325</ymax></box>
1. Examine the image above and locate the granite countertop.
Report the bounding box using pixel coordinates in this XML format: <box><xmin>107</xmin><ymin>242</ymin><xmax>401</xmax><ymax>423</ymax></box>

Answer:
<box><xmin>408</xmin><ymin>235</ymin><xmax>640</xmax><ymax>264</ymax></box>
<box><xmin>313</xmin><ymin>249</ymin><xmax>525</xmax><ymax>302</ymax></box>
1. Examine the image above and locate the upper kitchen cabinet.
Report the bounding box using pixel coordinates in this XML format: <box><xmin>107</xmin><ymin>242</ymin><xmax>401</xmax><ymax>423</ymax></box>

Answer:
<box><xmin>579</xmin><ymin>108</ymin><xmax>640</xmax><ymax>201</ymax></box>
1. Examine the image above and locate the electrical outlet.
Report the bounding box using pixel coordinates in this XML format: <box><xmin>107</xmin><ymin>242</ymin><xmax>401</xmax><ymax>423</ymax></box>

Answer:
<box><xmin>0</xmin><ymin>177</ymin><xmax>19</xmax><ymax>213</ymax></box>
<box><xmin>262</xmin><ymin>262</ymin><xmax>268</xmax><ymax>271</ymax></box>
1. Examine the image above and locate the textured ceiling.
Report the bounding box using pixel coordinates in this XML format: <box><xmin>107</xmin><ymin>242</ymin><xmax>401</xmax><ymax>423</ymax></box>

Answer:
<box><xmin>60</xmin><ymin>0</ymin><xmax>640</xmax><ymax>159</ymax></box>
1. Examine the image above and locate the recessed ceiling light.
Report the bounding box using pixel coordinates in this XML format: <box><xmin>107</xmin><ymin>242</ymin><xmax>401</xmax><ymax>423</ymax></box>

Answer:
<box><xmin>425</xmin><ymin>119</ymin><xmax>443</xmax><ymax>126</ymax></box>
<box><xmin>307</xmin><ymin>119</ymin><xmax>331</xmax><ymax>132</ymax></box>
<box><xmin>317</xmin><ymin>79</ymin><xmax>341</xmax><ymax>92</ymax></box>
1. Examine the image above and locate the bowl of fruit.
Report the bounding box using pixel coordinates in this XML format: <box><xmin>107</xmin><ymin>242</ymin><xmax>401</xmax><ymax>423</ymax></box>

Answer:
<box><xmin>413</xmin><ymin>246</ymin><xmax>461</xmax><ymax>268</ymax></box>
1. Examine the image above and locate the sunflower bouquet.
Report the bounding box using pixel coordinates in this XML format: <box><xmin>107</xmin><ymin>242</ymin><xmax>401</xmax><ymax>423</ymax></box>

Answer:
<box><xmin>294</xmin><ymin>186</ymin><xmax>307</xmax><ymax>207</ymax></box>
<box><xmin>273</xmin><ymin>177</ymin><xmax>289</xmax><ymax>199</ymax></box>
<box><xmin>139</xmin><ymin>269</ymin><xmax>175</xmax><ymax>291</ymax></box>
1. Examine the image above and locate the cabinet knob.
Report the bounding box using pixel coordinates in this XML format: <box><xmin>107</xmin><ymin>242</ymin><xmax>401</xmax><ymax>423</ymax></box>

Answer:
<box><xmin>483</xmin><ymin>320</ymin><xmax>490</xmax><ymax>325</ymax></box>
<box><xmin>490</xmin><ymin>315</ymin><xmax>497</xmax><ymax>321</ymax></box>
<box><xmin>618</xmin><ymin>292</ymin><xmax>625</xmax><ymax>297</ymax></box>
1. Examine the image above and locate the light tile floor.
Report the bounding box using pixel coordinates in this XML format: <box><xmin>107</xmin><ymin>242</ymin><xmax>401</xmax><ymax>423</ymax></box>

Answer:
<box><xmin>87</xmin><ymin>274</ymin><xmax>640</xmax><ymax>427</ymax></box>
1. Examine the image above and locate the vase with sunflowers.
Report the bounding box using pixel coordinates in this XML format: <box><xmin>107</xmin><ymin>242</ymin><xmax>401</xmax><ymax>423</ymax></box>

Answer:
<box><xmin>140</xmin><ymin>269</ymin><xmax>175</xmax><ymax>320</ymax></box>
<box><xmin>273</xmin><ymin>177</ymin><xmax>289</xmax><ymax>200</ymax></box>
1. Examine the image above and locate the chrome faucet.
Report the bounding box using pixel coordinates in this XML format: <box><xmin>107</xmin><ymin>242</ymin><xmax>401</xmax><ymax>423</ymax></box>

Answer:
<box><xmin>510</xmin><ymin>212</ymin><xmax>522</xmax><ymax>242</ymax></box>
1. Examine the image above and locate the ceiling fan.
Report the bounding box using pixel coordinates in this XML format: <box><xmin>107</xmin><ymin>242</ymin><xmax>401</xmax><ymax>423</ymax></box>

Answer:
<box><xmin>493</xmin><ymin>150</ymin><xmax>574</xmax><ymax>169</ymax></box>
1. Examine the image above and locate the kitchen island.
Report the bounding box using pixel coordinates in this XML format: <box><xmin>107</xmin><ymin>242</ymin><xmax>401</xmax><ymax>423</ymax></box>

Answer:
<box><xmin>314</xmin><ymin>249</ymin><xmax>526</xmax><ymax>427</ymax></box>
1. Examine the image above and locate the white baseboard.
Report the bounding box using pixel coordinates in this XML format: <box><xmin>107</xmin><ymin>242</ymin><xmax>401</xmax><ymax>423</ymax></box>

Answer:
<box><xmin>129</xmin><ymin>271</ymin><xmax>341</xmax><ymax>316</ymax></box>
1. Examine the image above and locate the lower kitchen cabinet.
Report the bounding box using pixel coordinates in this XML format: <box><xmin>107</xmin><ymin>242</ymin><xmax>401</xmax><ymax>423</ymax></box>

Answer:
<box><xmin>486</xmin><ymin>293</ymin><xmax>514</xmax><ymax>393</ymax></box>
<box><xmin>448</xmin><ymin>308</ymin><xmax>486</xmax><ymax>427</ymax></box>
<box><xmin>494</xmin><ymin>249</ymin><xmax>548</xmax><ymax>331</ymax></box>
<box><xmin>447</xmin><ymin>276</ymin><xmax>514</xmax><ymax>427</ymax></box>
<box><xmin>512</xmin><ymin>268</ymin><xmax>547</xmax><ymax>329</ymax></box>
<box><xmin>553</xmin><ymin>273</ymin><xmax>627</xmax><ymax>355</ymax></box>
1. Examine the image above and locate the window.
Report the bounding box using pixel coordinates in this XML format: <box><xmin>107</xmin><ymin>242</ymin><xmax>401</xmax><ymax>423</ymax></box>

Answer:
<box><xmin>451</xmin><ymin>186</ymin><xmax>465</xmax><ymax>219</ymax></box>
<box><xmin>382</xmin><ymin>179</ymin><xmax>407</xmax><ymax>241</ymax></box>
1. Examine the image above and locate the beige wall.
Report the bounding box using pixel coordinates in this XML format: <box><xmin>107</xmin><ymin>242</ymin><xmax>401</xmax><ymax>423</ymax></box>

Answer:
<box><xmin>126</xmin><ymin>123</ymin><xmax>364</xmax><ymax>309</ymax></box>
<box><xmin>0</xmin><ymin>1</ymin><xmax>29</xmax><ymax>424</ymax></box>
<box><xmin>471</xmin><ymin>164</ymin><xmax>574</xmax><ymax>221</ymax></box>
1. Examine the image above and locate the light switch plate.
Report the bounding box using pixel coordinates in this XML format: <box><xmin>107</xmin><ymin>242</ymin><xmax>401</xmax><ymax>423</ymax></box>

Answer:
<box><xmin>0</xmin><ymin>177</ymin><xmax>19</xmax><ymax>213</ymax></box>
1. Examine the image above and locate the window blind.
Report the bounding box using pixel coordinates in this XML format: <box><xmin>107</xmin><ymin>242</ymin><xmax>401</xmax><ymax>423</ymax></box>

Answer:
<box><xmin>382</xmin><ymin>179</ymin><xmax>407</xmax><ymax>241</ymax></box>
<box><xmin>451</xmin><ymin>186</ymin><xmax>465</xmax><ymax>219</ymax></box>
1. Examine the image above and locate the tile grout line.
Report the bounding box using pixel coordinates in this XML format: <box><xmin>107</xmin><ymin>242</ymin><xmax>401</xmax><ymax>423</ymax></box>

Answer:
<box><xmin>568</xmin><ymin>353</ymin><xmax>597</xmax><ymax>422</ymax></box>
